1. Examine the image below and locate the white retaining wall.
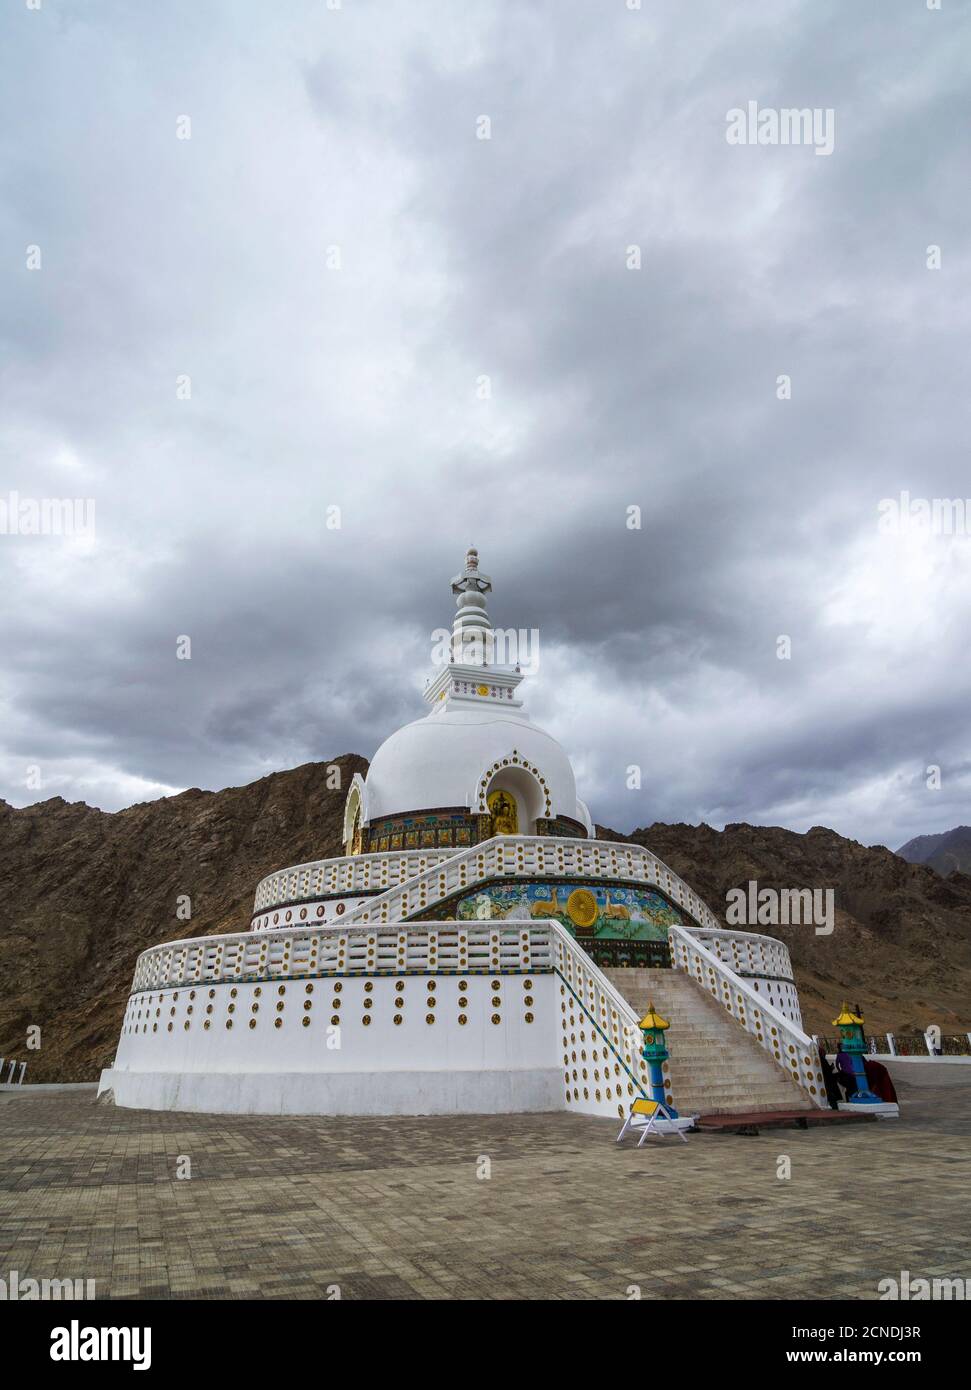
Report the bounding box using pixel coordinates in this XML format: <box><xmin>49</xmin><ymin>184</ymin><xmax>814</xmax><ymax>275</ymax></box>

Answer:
<box><xmin>103</xmin><ymin>973</ymin><xmax>565</xmax><ymax>1116</ymax></box>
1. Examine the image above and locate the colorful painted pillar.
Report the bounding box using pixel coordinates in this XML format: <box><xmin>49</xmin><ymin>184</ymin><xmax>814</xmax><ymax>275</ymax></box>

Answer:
<box><xmin>832</xmin><ymin>1002</ymin><xmax>880</xmax><ymax>1103</ymax></box>
<box><xmin>638</xmin><ymin>1002</ymin><xmax>678</xmax><ymax>1119</ymax></box>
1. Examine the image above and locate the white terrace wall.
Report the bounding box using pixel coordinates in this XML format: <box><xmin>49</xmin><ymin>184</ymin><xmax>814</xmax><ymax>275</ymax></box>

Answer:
<box><xmin>100</xmin><ymin>922</ymin><xmax>658</xmax><ymax>1119</ymax></box>
<box><xmin>101</xmin><ymin>920</ymin><xmax>818</xmax><ymax>1118</ymax></box>
<box><xmin>103</xmin><ymin>971</ymin><xmax>562</xmax><ymax>1116</ymax></box>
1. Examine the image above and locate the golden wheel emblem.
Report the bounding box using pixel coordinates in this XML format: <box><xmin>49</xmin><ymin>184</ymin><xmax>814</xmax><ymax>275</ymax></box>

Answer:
<box><xmin>476</xmin><ymin>684</ymin><xmax>490</xmax><ymax>696</ymax></box>
<box><xmin>567</xmin><ymin>889</ymin><xmax>598</xmax><ymax>929</ymax></box>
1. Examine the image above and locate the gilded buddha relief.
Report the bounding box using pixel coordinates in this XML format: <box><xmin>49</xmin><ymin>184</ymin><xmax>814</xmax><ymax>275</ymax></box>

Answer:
<box><xmin>487</xmin><ymin>789</ymin><xmax>519</xmax><ymax>835</ymax></box>
<box><xmin>349</xmin><ymin>805</ymin><xmax>363</xmax><ymax>856</ymax></box>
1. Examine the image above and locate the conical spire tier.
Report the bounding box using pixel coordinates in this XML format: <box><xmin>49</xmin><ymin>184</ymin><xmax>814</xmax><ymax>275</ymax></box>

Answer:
<box><xmin>424</xmin><ymin>549</ymin><xmax>525</xmax><ymax>711</ymax></box>
<box><xmin>450</xmin><ymin>546</ymin><xmax>495</xmax><ymax>664</ymax></box>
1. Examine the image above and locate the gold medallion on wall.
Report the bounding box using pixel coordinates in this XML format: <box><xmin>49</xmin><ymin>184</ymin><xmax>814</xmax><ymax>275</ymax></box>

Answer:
<box><xmin>566</xmin><ymin>888</ymin><xmax>598</xmax><ymax>930</ymax></box>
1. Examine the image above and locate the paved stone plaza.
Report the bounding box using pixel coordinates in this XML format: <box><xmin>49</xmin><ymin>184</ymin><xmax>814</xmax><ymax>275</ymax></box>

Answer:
<box><xmin>1</xmin><ymin>1070</ymin><xmax>969</xmax><ymax>1300</ymax></box>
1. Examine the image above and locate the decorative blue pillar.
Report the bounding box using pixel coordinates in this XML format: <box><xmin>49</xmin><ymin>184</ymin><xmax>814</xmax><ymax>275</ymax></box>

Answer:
<box><xmin>638</xmin><ymin>1002</ymin><xmax>678</xmax><ymax>1118</ymax></box>
<box><xmin>833</xmin><ymin>1002</ymin><xmax>880</xmax><ymax>1103</ymax></box>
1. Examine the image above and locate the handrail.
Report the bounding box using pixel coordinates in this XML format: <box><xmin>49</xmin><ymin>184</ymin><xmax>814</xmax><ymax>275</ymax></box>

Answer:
<box><xmin>128</xmin><ymin>921</ymin><xmax>555</xmax><ymax>994</ymax></box>
<box><xmin>689</xmin><ymin>927</ymin><xmax>801</xmax><ymax>1023</ymax></box>
<box><xmin>339</xmin><ymin>834</ymin><xmax>720</xmax><ymax>931</ymax></box>
<box><xmin>547</xmin><ymin>921</ymin><xmax>652</xmax><ymax>1110</ymax></box>
<box><xmin>668</xmin><ymin>924</ymin><xmax>826</xmax><ymax>1106</ymax></box>
<box><xmin>691</xmin><ymin>926</ymin><xmax>794</xmax><ymax>950</ymax></box>
<box><xmin>253</xmin><ymin>846</ymin><xmax>455</xmax><ymax>913</ymax></box>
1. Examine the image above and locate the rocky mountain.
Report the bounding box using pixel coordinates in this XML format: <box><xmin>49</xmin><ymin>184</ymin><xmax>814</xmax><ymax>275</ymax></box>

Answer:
<box><xmin>0</xmin><ymin>757</ymin><xmax>366</xmax><ymax>1083</ymax></box>
<box><xmin>896</xmin><ymin>826</ymin><xmax>971</xmax><ymax>878</ymax></box>
<box><xmin>620</xmin><ymin>822</ymin><xmax>971</xmax><ymax>1039</ymax></box>
<box><xmin>2</xmin><ymin>764</ymin><xmax>969</xmax><ymax>1081</ymax></box>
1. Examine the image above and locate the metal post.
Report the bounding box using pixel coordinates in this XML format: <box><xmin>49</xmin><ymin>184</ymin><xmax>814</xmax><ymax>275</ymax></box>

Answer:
<box><xmin>886</xmin><ymin>1033</ymin><xmax>896</xmax><ymax>1056</ymax></box>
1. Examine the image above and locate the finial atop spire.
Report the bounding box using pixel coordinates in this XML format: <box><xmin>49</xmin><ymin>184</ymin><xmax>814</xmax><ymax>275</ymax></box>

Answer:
<box><xmin>450</xmin><ymin>547</ymin><xmax>494</xmax><ymax>663</ymax></box>
<box><xmin>452</xmin><ymin>546</ymin><xmax>490</xmax><ymax>594</ymax></box>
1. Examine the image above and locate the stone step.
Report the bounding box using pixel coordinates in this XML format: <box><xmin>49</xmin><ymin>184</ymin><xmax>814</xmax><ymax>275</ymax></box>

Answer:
<box><xmin>604</xmin><ymin>966</ymin><xmax>813</xmax><ymax>1116</ymax></box>
<box><xmin>671</xmin><ymin>1082</ymin><xmax>805</xmax><ymax>1102</ymax></box>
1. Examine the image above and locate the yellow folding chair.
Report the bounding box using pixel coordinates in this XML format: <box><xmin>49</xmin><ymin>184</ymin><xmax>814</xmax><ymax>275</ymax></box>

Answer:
<box><xmin>616</xmin><ymin>1096</ymin><xmax>689</xmax><ymax>1145</ymax></box>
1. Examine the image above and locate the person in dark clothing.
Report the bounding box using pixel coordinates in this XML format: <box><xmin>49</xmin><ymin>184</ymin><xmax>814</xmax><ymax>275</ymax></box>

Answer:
<box><xmin>835</xmin><ymin>1050</ymin><xmax>858</xmax><ymax>1100</ymax></box>
<box><xmin>818</xmin><ymin>1046</ymin><xmax>842</xmax><ymax>1109</ymax></box>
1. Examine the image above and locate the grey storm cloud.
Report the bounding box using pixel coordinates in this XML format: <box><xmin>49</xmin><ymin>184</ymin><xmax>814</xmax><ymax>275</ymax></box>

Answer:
<box><xmin>1</xmin><ymin>0</ymin><xmax>969</xmax><ymax>849</ymax></box>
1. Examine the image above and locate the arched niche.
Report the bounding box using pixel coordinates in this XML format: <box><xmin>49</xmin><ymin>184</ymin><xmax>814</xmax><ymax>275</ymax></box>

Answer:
<box><xmin>342</xmin><ymin>774</ymin><xmax>367</xmax><ymax>856</ymax></box>
<box><xmin>473</xmin><ymin>751</ymin><xmax>552</xmax><ymax>837</ymax></box>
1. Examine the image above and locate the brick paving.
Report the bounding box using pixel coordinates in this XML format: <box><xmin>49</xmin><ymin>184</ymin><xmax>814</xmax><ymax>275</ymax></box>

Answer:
<box><xmin>0</xmin><ymin>1075</ymin><xmax>969</xmax><ymax>1300</ymax></box>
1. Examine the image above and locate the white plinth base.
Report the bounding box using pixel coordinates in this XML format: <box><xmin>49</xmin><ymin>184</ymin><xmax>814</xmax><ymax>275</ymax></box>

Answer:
<box><xmin>98</xmin><ymin>1066</ymin><xmax>564</xmax><ymax>1117</ymax></box>
<box><xmin>837</xmin><ymin>1101</ymin><xmax>900</xmax><ymax>1118</ymax></box>
<box><xmin>624</xmin><ymin>1116</ymin><xmax>697</xmax><ymax>1139</ymax></box>
<box><xmin>654</xmin><ymin>1116</ymin><xmax>697</xmax><ymax>1135</ymax></box>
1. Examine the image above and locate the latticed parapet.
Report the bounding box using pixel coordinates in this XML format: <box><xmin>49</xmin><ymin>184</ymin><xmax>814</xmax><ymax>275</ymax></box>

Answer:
<box><xmin>338</xmin><ymin>836</ymin><xmax>720</xmax><ymax>953</ymax></box>
<box><xmin>252</xmin><ymin>835</ymin><xmax>721</xmax><ymax>932</ymax></box>
<box><xmin>689</xmin><ymin>928</ymin><xmax>802</xmax><ymax>1026</ymax></box>
<box><xmin>130</xmin><ymin>921</ymin><xmax>556</xmax><ymax>992</ymax></box>
<box><xmin>252</xmin><ymin>846</ymin><xmax>456</xmax><ymax>921</ymax></box>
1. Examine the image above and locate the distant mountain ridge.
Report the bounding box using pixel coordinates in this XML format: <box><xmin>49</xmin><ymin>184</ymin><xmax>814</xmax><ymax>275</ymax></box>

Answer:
<box><xmin>896</xmin><ymin>826</ymin><xmax>971</xmax><ymax>877</ymax></box>
<box><xmin>2</xmin><ymin>763</ymin><xmax>970</xmax><ymax>1081</ymax></box>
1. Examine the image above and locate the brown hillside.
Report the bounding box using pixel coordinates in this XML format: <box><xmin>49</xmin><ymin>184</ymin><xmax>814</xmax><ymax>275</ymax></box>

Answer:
<box><xmin>616</xmin><ymin>821</ymin><xmax>971</xmax><ymax>1039</ymax></box>
<box><xmin>0</xmin><ymin>757</ymin><xmax>365</xmax><ymax>1082</ymax></box>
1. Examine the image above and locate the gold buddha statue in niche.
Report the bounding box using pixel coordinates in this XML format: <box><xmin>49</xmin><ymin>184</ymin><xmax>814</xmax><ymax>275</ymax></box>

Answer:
<box><xmin>349</xmin><ymin>806</ymin><xmax>363</xmax><ymax>856</ymax></box>
<box><xmin>487</xmin><ymin>789</ymin><xmax>519</xmax><ymax>835</ymax></box>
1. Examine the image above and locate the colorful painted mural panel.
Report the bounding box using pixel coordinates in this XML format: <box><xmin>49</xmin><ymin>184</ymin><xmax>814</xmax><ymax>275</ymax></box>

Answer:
<box><xmin>453</xmin><ymin>880</ymin><xmax>683</xmax><ymax>940</ymax></box>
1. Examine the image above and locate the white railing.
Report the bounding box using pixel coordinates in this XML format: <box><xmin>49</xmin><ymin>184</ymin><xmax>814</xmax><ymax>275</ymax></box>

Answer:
<box><xmin>691</xmin><ymin>927</ymin><xmax>802</xmax><ymax>1025</ymax></box>
<box><xmin>129</xmin><ymin>922</ymin><xmax>555</xmax><ymax>993</ymax></box>
<box><xmin>549</xmin><ymin>921</ymin><xmax>651</xmax><ymax>1114</ymax></box>
<box><xmin>690</xmin><ymin>928</ymin><xmax>795</xmax><ymax>983</ymax></box>
<box><xmin>253</xmin><ymin>847</ymin><xmax>456</xmax><ymax>913</ymax></box>
<box><xmin>669</xmin><ymin>924</ymin><xmax>826</xmax><ymax>1107</ymax></box>
<box><xmin>340</xmin><ymin>835</ymin><xmax>719</xmax><ymax>930</ymax></box>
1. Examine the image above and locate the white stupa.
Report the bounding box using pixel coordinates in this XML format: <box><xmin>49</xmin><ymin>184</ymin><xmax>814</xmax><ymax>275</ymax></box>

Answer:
<box><xmin>346</xmin><ymin>547</ymin><xmax>591</xmax><ymax>858</ymax></box>
<box><xmin>100</xmin><ymin>551</ymin><xmax>828</xmax><ymax>1118</ymax></box>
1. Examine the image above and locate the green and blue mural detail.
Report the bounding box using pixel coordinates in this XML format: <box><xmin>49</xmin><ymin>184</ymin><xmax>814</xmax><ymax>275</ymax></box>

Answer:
<box><xmin>455</xmin><ymin>881</ymin><xmax>681</xmax><ymax>941</ymax></box>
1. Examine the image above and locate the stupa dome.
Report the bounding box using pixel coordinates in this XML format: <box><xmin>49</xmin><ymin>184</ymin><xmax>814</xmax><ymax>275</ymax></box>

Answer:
<box><xmin>342</xmin><ymin>548</ymin><xmax>594</xmax><ymax>844</ymax></box>
<box><xmin>364</xmin><ymin>702</ymin><xmax>583</xmax><ymax>830</ymax></box>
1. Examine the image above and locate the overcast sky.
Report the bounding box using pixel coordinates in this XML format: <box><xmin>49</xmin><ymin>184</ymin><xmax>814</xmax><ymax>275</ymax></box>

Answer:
<box><xmin>1</xmin><ymin>0</ymin><xmax>969</xmax><ymax>851</ymax></box>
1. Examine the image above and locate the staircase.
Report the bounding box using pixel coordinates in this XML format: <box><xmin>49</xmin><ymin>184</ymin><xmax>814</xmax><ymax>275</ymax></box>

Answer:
<box><xmin>604</xmin><ymin>968</ymin><xmax>814</xmax><ymax>1116</ymax></box>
